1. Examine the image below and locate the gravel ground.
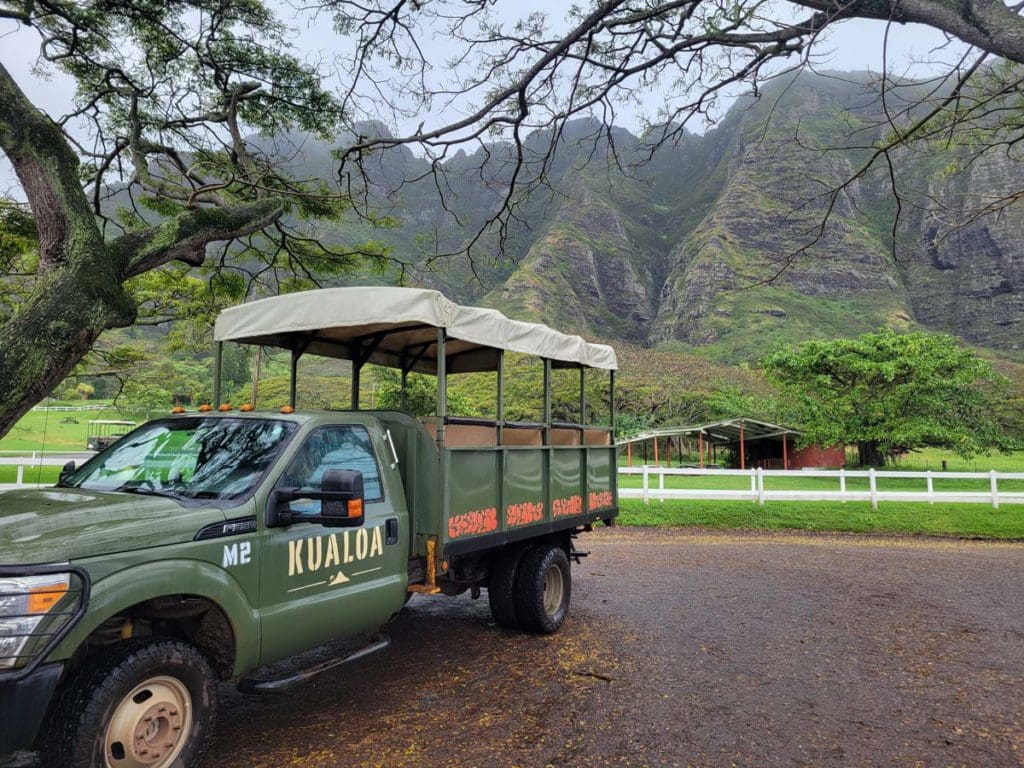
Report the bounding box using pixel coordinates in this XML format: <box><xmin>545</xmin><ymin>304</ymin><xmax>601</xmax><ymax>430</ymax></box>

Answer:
<box><xmin>10</xmin><ymin>527</ymin><xmax>1024</xmax><ymax>767</ymax></box>
<box><xmin>206</xmin><ymin>527</ymin><xmax>1024</xmax><ymax>768</ymax></box>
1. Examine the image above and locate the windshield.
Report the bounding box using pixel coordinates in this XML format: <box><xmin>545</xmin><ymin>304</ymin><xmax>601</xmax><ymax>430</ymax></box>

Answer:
<box><xmin>63</xmin><ymin>417</ymin><xmax>297</xmax><ymax>501</ymax></box>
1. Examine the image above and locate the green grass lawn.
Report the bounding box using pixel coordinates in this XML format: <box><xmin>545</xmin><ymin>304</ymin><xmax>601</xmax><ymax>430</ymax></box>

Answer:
<box><xmin>618</xmin><ymin>498</ymin><xmax>1024</xmax><ymax>539</ymax></box>
<box><xmin>0</xmin><ymin>402</ymin><xmax>147</xmax><ymax>453</ymax></box>
<box><xmin>0</xmin><ymin>466</ymin><xmax>61</xmax><ymax>484</ymax></box>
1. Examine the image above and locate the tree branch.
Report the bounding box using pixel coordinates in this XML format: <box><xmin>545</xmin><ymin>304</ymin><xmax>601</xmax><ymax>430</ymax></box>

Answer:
<box><xmin>0</xmin><ymin>61</ymin><xmax>106</xmax><ymax>271</ymax></box>
<box><xmin>112</xmin><ymin>200</ymin><xmax>285</xmax><ymax>279</ymax></box>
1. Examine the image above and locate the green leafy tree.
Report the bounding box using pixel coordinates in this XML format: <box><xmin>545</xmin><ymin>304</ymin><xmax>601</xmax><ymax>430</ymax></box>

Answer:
<box><xmin>763</xmin><ymin>330</ymin><xmax>1016</xmax><ymax>466</ymax></box>
<box><xmin>75</xmin><ymin>382</ymin><xmax>95</xmax><ymax>400</ymax></box>
<box><xmin>375</xmin><ymin>368</ymin><xmax>475</xmax><ymax>419</ymax></box>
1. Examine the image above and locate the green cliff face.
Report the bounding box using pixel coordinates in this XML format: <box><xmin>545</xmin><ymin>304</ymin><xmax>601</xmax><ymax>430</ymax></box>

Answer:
<box><xmin>246</xmin><ymin>73</ymin><xmax>1024</xmax><ymax>361</ymax></box>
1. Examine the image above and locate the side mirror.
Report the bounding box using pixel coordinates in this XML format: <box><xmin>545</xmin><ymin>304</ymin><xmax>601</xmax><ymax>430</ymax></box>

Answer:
<box><xmin>320</xmin><ymin>469</ymin><xmax>364</xmax><ymax>528</ymax></box>
<box><xmin>270</xmin><ymin>469</ymin><xmax>365</xmax><ymax>528</ymax></box>
<box><xmin>58</xmin><ymin>461</ymin><xmax>75</xmax><ymax>485</ymax></box>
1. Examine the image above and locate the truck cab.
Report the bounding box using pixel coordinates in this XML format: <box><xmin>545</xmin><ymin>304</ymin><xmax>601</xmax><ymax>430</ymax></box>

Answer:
<box><xmin>0</xmin><ymin>287</ymin><xmax>618</xmax><ymax>768</ymax></box>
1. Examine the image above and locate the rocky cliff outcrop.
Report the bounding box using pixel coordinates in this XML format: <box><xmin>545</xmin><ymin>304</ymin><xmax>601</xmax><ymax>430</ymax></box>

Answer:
<box><xmin>286</xmin><ymin>73</ymin><xmax>1024</xmax><ymax>359</ymax></box>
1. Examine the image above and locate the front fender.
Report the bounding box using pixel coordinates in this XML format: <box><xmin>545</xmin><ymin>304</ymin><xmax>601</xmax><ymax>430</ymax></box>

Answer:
<box><xmin>50</xmin><ymin>559</ymin><xmax>260</xmax><ymax>678</ymax></box>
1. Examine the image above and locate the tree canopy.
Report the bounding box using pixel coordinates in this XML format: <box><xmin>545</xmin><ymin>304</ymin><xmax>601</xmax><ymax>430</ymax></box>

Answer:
<box><xmin>0</xmin><ymin>0</ymin><xmax>394</xmax><ymax>437</ymax></box>
<box><xmin>763</xmin><ymin>329</ymin><xmax>1017</xmax><ymax>465</ymax></box>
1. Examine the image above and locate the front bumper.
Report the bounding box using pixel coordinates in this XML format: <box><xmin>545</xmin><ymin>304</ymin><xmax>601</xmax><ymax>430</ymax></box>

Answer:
<box><xmin>0</xmin><ymin>662</ymin><xmax>63</xmax><ymax>757</ymax></box>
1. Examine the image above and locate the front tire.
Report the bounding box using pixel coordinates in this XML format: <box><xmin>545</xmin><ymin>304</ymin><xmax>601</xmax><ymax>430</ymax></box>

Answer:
<box><xmin>40</xmin><ymin>639</ymin><xmax>217</xmax><ymax>768</ymax></box>
<box><xmin>514</xmin><ymin>545</ymin><xmax>571</xmax><ymax>634</ymax></box>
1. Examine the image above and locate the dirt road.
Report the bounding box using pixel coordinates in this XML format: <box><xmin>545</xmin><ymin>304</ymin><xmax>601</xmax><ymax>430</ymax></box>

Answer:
<box><xmin>6</xmin><ymin>527</ymin><xmax>1022</xmax><ymax>767</ymax></box>
<box><xmin>202</xmin><ymin>528</ymin><xmax>1024</xmax><ymax>768</ymax></box>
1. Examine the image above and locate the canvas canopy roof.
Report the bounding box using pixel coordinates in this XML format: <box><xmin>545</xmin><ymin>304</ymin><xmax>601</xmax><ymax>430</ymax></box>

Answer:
<box><xmin>213</xmin><ymin>287</ymin><xmax>618</xmax><ymax>374</ymax></box>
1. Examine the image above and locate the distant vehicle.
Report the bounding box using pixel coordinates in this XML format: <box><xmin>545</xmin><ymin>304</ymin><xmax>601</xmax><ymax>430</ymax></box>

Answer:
<box><xmin>0</xmin><ymin>287</ymin><xmax>619</xmax><ymax>768</ymax></box>
<box><xmin>85</xmin><ymin>419</ymin><xmax>136</xmax><ymax>451</ymax></box>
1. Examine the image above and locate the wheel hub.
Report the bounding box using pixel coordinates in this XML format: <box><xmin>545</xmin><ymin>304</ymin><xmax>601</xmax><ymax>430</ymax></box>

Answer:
<box><xmin>543</xmin><ymin>564</ymin><xmax>565</xmax><ymax>616</ymax></box>
<box><xmin>105</xmin><ymin>676</ymin><xmax>192</xmax><ymax>768</ymax></box>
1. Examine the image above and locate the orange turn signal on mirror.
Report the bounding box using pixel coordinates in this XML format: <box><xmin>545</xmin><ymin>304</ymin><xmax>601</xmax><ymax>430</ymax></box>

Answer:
<box><xmin>347</xmin><ymin>499</ymin><xmax>363</xmax><ymax>518</ymax></box>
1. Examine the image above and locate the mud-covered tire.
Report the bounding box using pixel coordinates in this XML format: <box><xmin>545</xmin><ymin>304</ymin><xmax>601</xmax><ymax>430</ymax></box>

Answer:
<box><xmin>488</xmin><ymin>546</ymin><xmax>524</xmax><ymax>630</ymax></box>
<box><xmin>39</xmin><ymin>638</ymin><xmax>218</xmax><ymax>768</ymax></box>
<box><xmin>514</xmin><ymin>545</ymin><xmax>571</xmax><ymax>634</ymax></box>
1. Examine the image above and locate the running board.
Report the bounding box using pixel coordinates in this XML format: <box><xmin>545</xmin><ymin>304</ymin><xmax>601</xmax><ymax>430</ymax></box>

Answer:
<box><xmin>237</xmin><ymin>636</ymin><xmax>390</xmax><ymax>694</ymax></box>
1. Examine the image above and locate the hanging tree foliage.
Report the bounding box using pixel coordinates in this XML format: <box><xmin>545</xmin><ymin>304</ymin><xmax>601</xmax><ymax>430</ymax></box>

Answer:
<box><xmin>0</xmin><ymin>0</ymin><xmax>395</xmax><ymax>438</ymax></box>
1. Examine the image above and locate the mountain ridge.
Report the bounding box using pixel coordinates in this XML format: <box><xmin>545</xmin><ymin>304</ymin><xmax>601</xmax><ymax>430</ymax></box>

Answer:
<box><xmin>245</xmin><ymin>71</ymin><xmax>1024</xmax><ymax>361</ymax></box>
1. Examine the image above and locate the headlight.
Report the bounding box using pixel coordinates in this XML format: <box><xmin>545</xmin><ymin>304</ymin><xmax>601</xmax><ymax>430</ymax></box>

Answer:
<box><xmin>0</xmin><ymin>573</ymin><xmax>75</xmax><ymax>670</ymax></box>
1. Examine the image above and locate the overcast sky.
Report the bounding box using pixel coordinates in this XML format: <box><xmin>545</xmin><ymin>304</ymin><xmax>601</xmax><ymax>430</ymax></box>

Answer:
<box><xmin>0</xmin><ymin>5</ymin><xmax>962</xmax><ymax>193</ymax></box>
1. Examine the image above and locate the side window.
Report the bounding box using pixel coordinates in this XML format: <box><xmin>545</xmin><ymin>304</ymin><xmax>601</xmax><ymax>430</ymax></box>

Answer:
<box><xmin>281</xmin><ymin>426</ymin><xmax>383</xmax><ymax>514</ymax></box>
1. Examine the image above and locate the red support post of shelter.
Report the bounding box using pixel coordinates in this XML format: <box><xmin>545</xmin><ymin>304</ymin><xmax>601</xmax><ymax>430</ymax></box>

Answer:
<box><xmin>782</xmin><ymin>435</ymin><xmax>789</xmax><ymax>470</ymax></box>
<box><xmin>627</xmin><ymin>441</ymin><xmax>632</xmax><ymax>467</ymax></box>
<box><xmin>698</xmin><ymin>432</ymin><xmax>704</xmax><ymax>469</ymax></box>
<box><xmin>653</xmin><ymin>437</ymin><xmax>659</xmax><ymax>466</ymax></box>
<box><xmin>739</xmin><ymin>421</ymin><xmax>746</xmax><ymax>470</ymax></box>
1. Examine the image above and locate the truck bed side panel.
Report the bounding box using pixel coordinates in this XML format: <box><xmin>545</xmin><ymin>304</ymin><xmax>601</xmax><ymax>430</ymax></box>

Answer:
<box><xmin>442</xmin><ymin>444</ymin><xmax>617</xmax><ymax>556</ymax></box>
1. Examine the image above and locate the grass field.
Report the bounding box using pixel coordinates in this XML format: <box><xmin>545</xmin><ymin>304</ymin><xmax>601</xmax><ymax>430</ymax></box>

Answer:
<box><xmin>0</xmin><ymin>466</ymin><xmax>60</xmax><ymax>484</ymax></box>
<box><xmin>0</xmin><ymin>402</ymin><xmax>148</xmax><ymax>453</ymax></box>
<box><xmin>618</xmin><ymin>499</ymin><xmax>1024</xmax><ymax>538</ymax></box>
<box><xmin>618</xmin><ymin>450</ymin><xmax>1024</xmax><ymax>538</ymax></box>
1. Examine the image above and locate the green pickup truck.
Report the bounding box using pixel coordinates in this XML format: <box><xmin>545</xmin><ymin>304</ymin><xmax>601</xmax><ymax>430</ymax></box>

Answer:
<box><xmin>0</xmin><ymin>287</ymin><xmax>618</xmax><ymax>768</ymax></box>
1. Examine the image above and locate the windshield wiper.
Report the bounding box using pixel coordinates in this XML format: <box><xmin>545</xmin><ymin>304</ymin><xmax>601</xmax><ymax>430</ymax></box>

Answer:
<box><xmin>118</xmin><ymin>486</ymin><xmax>184</xmax><ymax>500</ymax></box>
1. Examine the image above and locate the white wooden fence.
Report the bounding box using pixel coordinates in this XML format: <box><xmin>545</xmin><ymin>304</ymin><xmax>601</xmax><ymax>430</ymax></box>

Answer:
<box><xmin>619</xmin><ymin>466</ymin><xmax>1024</xmax><ymax>509</ymax></box>
<box><xmin>30</xmin><ymin>404</ymin><xmax>110</xmax><ymax>412</ymax></box>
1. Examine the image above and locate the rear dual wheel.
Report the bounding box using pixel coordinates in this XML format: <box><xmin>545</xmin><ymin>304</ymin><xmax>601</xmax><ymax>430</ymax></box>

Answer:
<box><xmin>488</xmin><ymin>544</ymin><xmax>571</xmax><ymax>634</ymax></box>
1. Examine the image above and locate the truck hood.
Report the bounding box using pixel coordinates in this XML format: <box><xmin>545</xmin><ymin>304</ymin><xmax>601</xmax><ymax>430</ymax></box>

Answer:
<box><xmin>0</xmin><ymin>488</ymin><xmax>228</xmax><ymax>565</ymax></box>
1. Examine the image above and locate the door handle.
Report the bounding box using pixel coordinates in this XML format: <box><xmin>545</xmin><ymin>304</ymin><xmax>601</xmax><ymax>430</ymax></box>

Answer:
<box><xmin>385</xmin><ymin>517</ymin><xmax>399</xmax><ymax>546</ymax></box>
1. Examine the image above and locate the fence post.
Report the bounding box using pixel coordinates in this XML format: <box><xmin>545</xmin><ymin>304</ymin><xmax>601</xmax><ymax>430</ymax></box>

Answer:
<box><xmin>16</xmin><ymin>464</ymin><xmax>24</xmax><ymax>486</ymax></box>
<box><xmin>642</xmin><ymin>465</ymin><xmax>650</xmax><ymax>505</ymax></box>
<box><xmin>750</xmin><ymin>468</ymin><xmax>757</xmax><ymax>504</ymax></box>
<box><xmin>839</xmin><ymin>468</ymin><xmax>846</xmax><ymax>503</ymax></box>
<box><xmin>991</xmin><ymin>469</ymin><xmax>999</xmax><ymax>510</ymax></box>
<box><xmin>926</xmin><ymin>471</ymin><xmax>934</xmax><ymax>505</ymax></box>
<box><xmin>869</xmin><ymin>468</ymin><xmax>878</xmax><ymax>510</ymax></box>
<box><xmin>658</xmin><ymin>466</ymin><xmax>665</xmax><ymax>503</ymax></box>
<box><xmin>756</xmin><ymin>467</ymin><xmax>765</xmax><ymax>507</ymax></box>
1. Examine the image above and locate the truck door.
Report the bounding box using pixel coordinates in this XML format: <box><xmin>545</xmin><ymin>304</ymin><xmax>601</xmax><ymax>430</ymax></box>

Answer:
<box><xmin>258</xmin><ymin>424</ymin><xmax>408</xmax><ymax>664</ymax></box>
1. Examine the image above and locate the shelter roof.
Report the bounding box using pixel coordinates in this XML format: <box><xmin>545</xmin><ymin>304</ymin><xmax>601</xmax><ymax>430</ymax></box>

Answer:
<box><xmin>617</xmin><ymin>418</ymin><xmax>799</xmax><ymax>445</ymax></box>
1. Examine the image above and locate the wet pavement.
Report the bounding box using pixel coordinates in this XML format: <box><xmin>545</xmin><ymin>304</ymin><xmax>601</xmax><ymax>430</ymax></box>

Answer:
<box><xmin>10</xmin><ymin>527</ymin><xmax>1024</xmax><ymax>767</ymax></box>
<box><xmin>207</xmin><ymin>528</ymin><xmax>1024</xmax><ymax>767</ymax></box>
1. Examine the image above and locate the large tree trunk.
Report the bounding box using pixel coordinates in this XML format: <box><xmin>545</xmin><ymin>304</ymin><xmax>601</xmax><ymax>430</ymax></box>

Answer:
<box><xmin>0</xmin><ymin>62</ymin><xmax>283</xmax><ymax>439</ymax></box>
<box><xmin>857</xmin><ymin>441</ymin><xmax>886</xmax><ymax>468</ymax></box>
<box><xmin>0</xmin><ymin>263</ymin><xmax>137</xmax><ymax>437</ymax></box>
